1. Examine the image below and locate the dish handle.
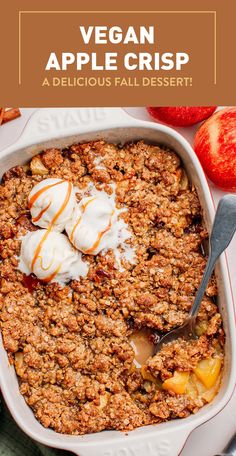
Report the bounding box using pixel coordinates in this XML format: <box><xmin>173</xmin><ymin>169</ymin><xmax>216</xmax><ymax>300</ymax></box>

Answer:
<box><xmin>17</xmin><ymin>108</ymin><xmax>133</xmax><ymax>146</ymax></box>
<box><xmin>67</xmin><ymin>427</ymin><xmax>192</xmax><ymax>456</ymax></box>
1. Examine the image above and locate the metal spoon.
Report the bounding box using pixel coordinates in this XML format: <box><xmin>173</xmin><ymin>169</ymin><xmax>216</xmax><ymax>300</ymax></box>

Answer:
<box><xmin>215</xmin><ymin>432</ymin><xmax>236</xmax><ymax>456</ymax></box>
<box><xmin>154</xmin><ymin>194</ymin><xmax>236</xmax><ymax>354</ymax></box>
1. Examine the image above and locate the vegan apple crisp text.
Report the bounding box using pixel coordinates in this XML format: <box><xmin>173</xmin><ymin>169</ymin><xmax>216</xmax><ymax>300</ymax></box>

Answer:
<box><xmin>45</xmin><ymin>26</ymin><xmax>190</xmax><ymax>72</ymax></box>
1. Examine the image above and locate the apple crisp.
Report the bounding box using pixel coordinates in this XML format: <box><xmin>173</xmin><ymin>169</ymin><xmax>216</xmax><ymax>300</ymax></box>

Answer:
<box><xmin>0</xmin><ymin>140</ymin><xmax>224</xmax><ymax>434</ymax></box>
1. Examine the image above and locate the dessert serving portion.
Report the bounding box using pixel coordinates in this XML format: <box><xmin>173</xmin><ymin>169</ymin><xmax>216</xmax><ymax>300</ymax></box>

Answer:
<box><xmin>0</xmin><ymin>140</ymin><xmax>224</xmax><ymax>435</ymax></box>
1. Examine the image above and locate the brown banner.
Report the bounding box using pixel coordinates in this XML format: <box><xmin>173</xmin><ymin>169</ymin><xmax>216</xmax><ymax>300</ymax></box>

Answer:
<box><xmin>1</xmin><ymin>0</ymin><xmax>235</xmax><ymax>106</ymax></box>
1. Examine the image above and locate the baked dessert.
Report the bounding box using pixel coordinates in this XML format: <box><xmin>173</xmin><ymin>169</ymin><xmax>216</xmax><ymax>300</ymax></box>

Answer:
<box><xmin>0</xmin><ymin>140</ymin><xmax>224</xmax><ymax>434</ymax></box>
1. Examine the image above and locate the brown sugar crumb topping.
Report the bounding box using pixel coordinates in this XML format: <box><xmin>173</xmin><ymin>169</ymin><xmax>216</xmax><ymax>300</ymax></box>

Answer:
<box><xmin>0</xmin><ymin>140</ymin><xmax>223</xmax><ymax>435</ymax></box>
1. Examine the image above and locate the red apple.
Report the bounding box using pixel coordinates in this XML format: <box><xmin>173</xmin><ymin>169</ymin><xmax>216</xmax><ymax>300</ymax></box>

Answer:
<box><xmin>147</xmin><ymin>106</ymin><xmax>216</xmax><ymax>127</ymax></box>
<box><xmin>194</xmin><ymin>107</ymin><xmax>236</xmax><ymax>191</ymax></box>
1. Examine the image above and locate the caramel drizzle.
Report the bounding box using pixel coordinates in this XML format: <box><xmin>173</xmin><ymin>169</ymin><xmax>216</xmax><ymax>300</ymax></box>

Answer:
<box><xmin>32</xmin><ymin>200</ymin><xmax>51</xmax><ymax>223</ymax></box>
<box><xmin>30</xmin><ymin>180</ymin><xmax>65</xmax><ymax>224</ymax></box>
<box><xmin>31</xmin><ymin>231</ymin><xmax>48</xmax><ymax>272</ymax></box>
<box><xmin>70</xmin><ymin>216</ymin><xmax>82</xmax><ymax>244</ymax></box>
<box><xmin>28</xmin><ymin>180</ymin><xmax>63</xmax><ymax>209</ymax></box>
<box><xmin>84</xmin><ymin>210</ymin><xmax>114</xmax><ymax>254</ymax></box>
<box><xmin>31</xmin><ymin>182</ymin><xmax>73</xmax><ymax>280</ymax></box>
<box><xmin>69</xmin><ymin>197</ymin><xmax>96</xmax><ymax>244</ymax></box>
<box><xmin>42</xmin><ymin>264</ymin><xmax>62</xmax><ymax>283</ymax></box>
<box><xmin>38</xmin><ymin>248</ymin><xmax>56</xmax><ymax>271</ymax></box>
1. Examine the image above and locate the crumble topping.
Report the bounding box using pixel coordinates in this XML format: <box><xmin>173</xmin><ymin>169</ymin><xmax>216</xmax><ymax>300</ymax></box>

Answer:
<box><xmin>0</xmin><ymin>140</ymin><xmax>223</xmax><ymax>435</ymax></box>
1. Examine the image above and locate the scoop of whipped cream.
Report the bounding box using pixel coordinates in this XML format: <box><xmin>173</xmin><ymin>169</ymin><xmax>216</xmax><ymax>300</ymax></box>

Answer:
<box><xmin>19</xmin><ymin>230</ymin><xmax>88</xmax><ymax>284</ymax></box>
<box><xmin>65</xmin><ymin>195</ymin><xmax>121</xmax><ymax>255</ymax></box>
<box><xmin>28</xmin><ymin>178</ymin><xmax>76</xmax><ymax>232</ymax></box>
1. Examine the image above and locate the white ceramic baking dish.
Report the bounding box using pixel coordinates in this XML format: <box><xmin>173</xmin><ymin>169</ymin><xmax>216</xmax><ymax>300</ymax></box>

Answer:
<box><xmin>0</xmin><ymin>108</ymin><xmax>235</xmax><ymax>456</ymax></box>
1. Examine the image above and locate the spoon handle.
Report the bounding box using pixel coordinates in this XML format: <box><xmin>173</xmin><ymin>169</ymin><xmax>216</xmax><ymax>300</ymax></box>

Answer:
<box><xmin>214</xmin><ymin>432</ymin><xmax>236</xmax><ymax>456</ymax></box>
<box><xmin>190</xmin><ymin>194</ymin><xmax>236</xmax><ymax>318</ymax></box>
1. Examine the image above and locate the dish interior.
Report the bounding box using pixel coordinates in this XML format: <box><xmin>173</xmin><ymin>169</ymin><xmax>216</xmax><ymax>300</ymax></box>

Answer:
<box><xmin>0</xmin><ymin>126</ymin><xmax>233</xmax><ymax>444</ymax></box>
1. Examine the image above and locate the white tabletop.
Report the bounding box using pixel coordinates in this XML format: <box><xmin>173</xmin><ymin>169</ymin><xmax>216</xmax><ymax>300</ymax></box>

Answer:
<box><xmin>0</xmin><ymin>108</ymin><xmax>235</xmax><ymax>456</ymax></box>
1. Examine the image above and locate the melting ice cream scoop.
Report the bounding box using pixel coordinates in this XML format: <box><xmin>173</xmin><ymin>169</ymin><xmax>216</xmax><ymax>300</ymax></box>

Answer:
<box><xmin>19</xmin><ymin>230</ymin><xmax>88</xmax><ymax>284</ymax></box>
<box><xmin>28</xmin><ymin>178</ymin><xmax>76</xmax><ymax>232</ymax></box>
<box><xmin>65</xmin><ymin>195</ymin><xmax>120</xmax><ymax>255</ymax></box>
